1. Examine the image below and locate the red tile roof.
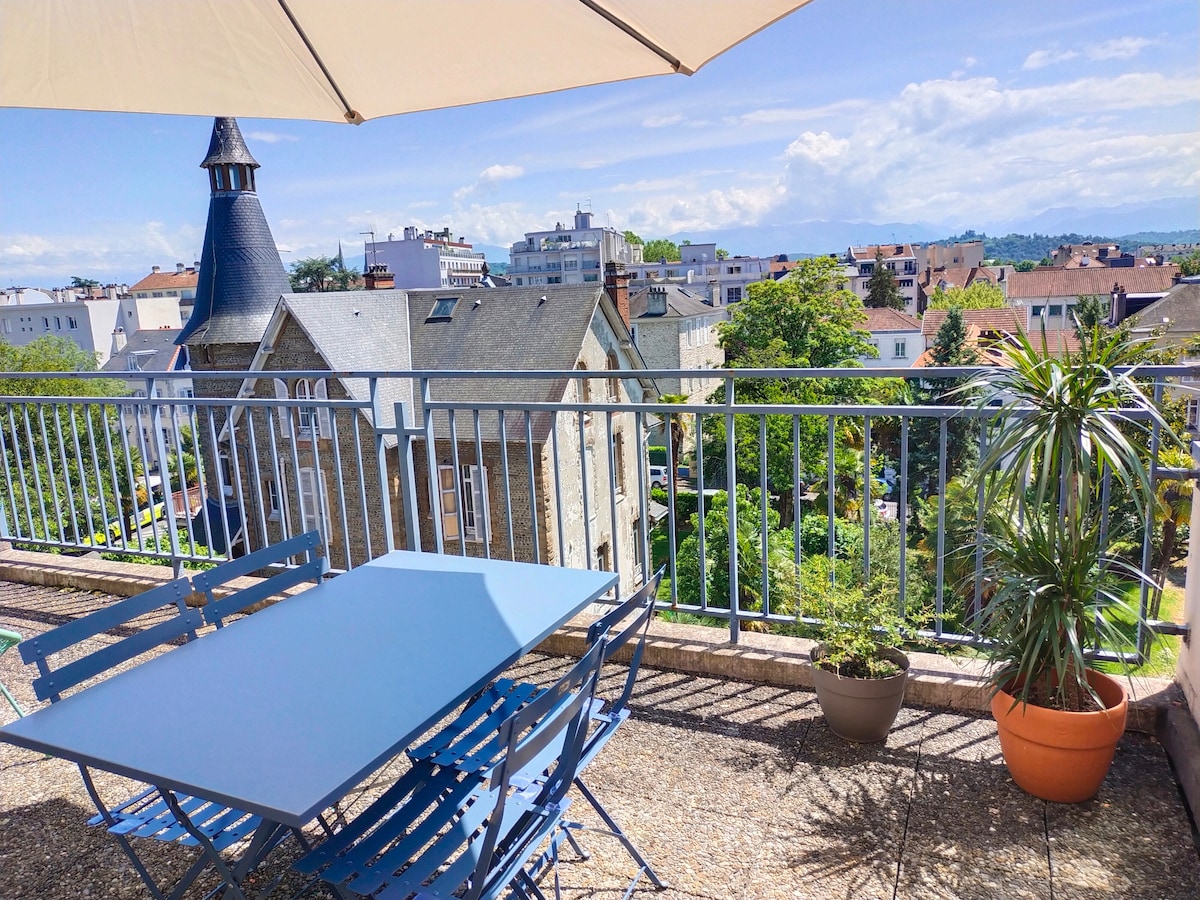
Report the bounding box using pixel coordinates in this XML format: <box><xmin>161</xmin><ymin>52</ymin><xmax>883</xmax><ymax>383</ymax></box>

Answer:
<box><xmin>920</xmin><ymin>307</ymin><xmax>1023</xmax><ymax>336</ymax></box>
<box><xmin>130</xmin><ymin>268</ymin><xmax>199</xmax><ymax>293</ymax></box>
<box><xmin>862</xmin><ymin>308</ymin><xmax>921</xmax><ymax>331</ymax></box>
<box><xmin>849</xmin><ymin>243</ymin><xmax>916</xmax><ymax>261</ymax></box>
<box><xmin>1006</xmin><ymin>265</ymin><xmax>1179</xmax><ymax>299</ymax></box>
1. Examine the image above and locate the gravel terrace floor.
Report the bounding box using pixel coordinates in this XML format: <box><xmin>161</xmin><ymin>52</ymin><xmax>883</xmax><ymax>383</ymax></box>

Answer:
<box><xmin>1</xmin><ymin>580</ymin><xmax>1199</xmax><ymax>900</ymax></box>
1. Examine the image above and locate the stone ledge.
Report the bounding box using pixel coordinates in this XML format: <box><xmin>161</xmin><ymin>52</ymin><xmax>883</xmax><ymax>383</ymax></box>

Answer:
<box><xmin>539</xmin><ymin>610</ymin><xmax>1177</xmax><ymax>735</ymax></box>
<box><xmin>0</xmin><ymin>548</ymin><xmax>1178</xmax><ymax>734</ymax></box>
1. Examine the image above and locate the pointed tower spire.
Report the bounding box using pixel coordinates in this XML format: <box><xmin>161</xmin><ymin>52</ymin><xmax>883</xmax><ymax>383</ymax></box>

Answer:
<box><xmin>336</xmin><ymin>240</ymin><xmax>346</xmax><ymax>271</ymax></box>
<box><xmin>178</xmin><ymin>118</ymin><xmax>289</xmax><ymax>346</ymax></box>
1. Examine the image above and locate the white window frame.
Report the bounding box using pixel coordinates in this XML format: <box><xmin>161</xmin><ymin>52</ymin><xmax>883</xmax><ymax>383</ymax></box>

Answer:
<box><xmin>460</xmin><ymin>464</ymin><xmax>490</xmax><ymax>543</ymax></box>
<box><xmin>894</xmin><ymin>340</ymin><xmax>907</xmax><ymax>359</ymax></box>
<box><xmin>265</xmin><ymin>477</ymin><xmax>281</xmax><ymax>521</ymax></box>
<box><xmin>298</xmin><ymin>466</ymin><xmax>329</xmax><ymax>537</ymax></box>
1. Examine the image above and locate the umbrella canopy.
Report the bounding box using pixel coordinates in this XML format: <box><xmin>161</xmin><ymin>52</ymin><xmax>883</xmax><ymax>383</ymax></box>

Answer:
<box><xmin>0</xmin><ymin>0</ymin><xmax>811</xmax><ymax>124</ymax></box>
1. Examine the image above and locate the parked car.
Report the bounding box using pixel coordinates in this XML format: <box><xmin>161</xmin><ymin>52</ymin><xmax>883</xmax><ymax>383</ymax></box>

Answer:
<box><xmin>648</xmin><ymin>465</ymin><xmax>669</xmax><ymax>490</ymax></box>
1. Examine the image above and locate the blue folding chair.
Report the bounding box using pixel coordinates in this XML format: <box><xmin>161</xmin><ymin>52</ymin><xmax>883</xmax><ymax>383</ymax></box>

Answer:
<box><xmin>191</xmin><ymin>530</ymin><xmax>328</xmax><ymax>628</ymax></box>
<box><xmin>18</xmin><ymin>533</ymin><xmax>330</xmax><ymax>900</ymax></box>
<box><xmin>294</xmin><ymin>638</ymin><xmax>608</xmax><ymax>900</ymax></box>
<box><xmin>17</xmin><ymin>578</ymin><xmax>252</xmax><ymax>900</ymax></box>
<box><xmin>405</xmin><ymin>567</ymin><xmax>667</xmax><ymax>893</ymax></box>
<box><xmin>0</xmin><ymin>627</ymin><xmax>25</xmax><ymax>719</ymax></box>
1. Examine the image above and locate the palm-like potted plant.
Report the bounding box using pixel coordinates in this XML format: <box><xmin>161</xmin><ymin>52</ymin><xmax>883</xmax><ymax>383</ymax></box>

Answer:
<box><xmin>963</xmin><ymin>324</ymin><xmax>1177</xmax><ymax>802</ymax></box>
<box><xmin>808</xmin><ymin>580</ymin><xmax>910</xmax><ymax>743</ymax></box>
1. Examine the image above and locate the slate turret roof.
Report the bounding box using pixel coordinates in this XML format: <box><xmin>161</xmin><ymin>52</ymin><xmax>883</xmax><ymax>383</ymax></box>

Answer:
<box><xmin>200</xmin><ymin>117</ymin><xmax>260</xmax><ymax>168</ymax></box>
<box><xmin>178</xmin><ymin>118</ymin><xmax>289</xmax><ymax>346</ymax></box>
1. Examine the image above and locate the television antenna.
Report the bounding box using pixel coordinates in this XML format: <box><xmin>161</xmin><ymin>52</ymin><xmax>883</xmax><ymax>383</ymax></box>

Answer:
<box><xmin>361</xmin><ymin>229</ymin><xmax>378</xmax><ymax>267</ymax></box>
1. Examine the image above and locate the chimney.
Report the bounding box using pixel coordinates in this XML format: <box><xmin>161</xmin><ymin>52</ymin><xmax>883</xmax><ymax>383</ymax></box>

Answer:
<box><xmin>604</xmin><ymin>261</ymin><xmax>631</xmax><ymax>329</ymax></box>
<box><xmin>1109</xmin><ymin>282</ymin><xmax>1127</xmax><ymax>324</ymax></box>
<box><xmin>364</xmin><ymin>263</ymin><xmax>394</xmax><ymax>290</ymax></box>
<box><xmin>647</xmin><ymin>285</ymin><xmax>668</xmax><ymax>316</ymax></box>
<box><xmin>112</xmin><ymin>327</ymin><xmax>127</xmax><ymax>353</ymax></box>
<box><xmin>151</xmin><ymin>265</ymin><xmax>160</xmax><ymax>274</ymax></box>
<box><xmin>176</xmin><ymin>262</ymin><xmax>185</xmax><ymax>274</ymax></box>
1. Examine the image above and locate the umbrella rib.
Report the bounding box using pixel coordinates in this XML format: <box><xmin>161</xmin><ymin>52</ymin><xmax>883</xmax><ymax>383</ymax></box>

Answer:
<box><xmin>276</xmin><ymin>0</ymin><xmax>364</xmax><ymax>123</ymax></box>
<box><xmin>576</xmin><ymin>0</ymin><xmax>691</xmax><ymax>75</ymax></box>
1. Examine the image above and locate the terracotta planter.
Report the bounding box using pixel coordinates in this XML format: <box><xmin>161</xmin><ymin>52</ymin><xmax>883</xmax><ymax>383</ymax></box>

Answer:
<box><xmin>991</xmin><ymin>669</ymin><xmax>1128</xmax><ymax>803</ymax></box>
<box><xmin>810</xmin><ymin>644</ymin><xmax>909</xmax><ymax>743</ymax></box>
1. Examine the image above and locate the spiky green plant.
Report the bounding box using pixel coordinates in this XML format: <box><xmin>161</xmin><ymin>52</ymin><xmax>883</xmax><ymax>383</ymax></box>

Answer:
<box><xmin>961</xmin><ymin>323</ymin><xmax>1178</xmax><ymax>710</ymax></box>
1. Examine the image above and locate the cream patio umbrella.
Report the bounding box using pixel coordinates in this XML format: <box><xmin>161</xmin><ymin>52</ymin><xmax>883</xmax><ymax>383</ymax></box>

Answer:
<box><xmin>0</xmin><ymin>0</ymin><xmax>812</xmax><ymax>124</ymax></box>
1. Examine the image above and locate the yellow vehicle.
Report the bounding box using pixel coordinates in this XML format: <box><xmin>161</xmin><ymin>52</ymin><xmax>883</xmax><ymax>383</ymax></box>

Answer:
<box><xmin>79</xmin><ymin>501</ymin><xmax>168</xmax><ymax>546</ymax></box>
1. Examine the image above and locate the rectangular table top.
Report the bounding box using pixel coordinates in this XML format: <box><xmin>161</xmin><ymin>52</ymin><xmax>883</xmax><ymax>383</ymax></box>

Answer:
<box><xmin>0</xmin><ymin>551</ymin><xmax>616</xmax><ymax>827</ymax></box>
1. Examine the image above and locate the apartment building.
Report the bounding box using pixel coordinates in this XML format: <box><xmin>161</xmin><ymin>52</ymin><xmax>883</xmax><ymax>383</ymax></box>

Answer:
<box><xmin>363</xmin><ymin>227</ymin><xmax>487</xmax><ymax>289</ymax></box>
<box><xmin>509</xmin><ymin>209</ymin><xmax>641</xmax><ymax>286</ymax></box>
<box><xmin>843</xmin><ymin>244</ymin><xmax>920</xmax><ymax>315</ymax></box>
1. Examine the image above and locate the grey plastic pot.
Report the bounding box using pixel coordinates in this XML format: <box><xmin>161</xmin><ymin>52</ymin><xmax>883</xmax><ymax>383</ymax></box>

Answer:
<box><xmin>810</xmin><ymin>644</ymin><xmax>910</xmax><ymax>743</ymax></box>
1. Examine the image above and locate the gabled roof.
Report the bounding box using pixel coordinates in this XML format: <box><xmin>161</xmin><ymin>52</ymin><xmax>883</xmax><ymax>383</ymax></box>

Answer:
<box><xmin>130</xmin><ymin>269</ymin><xmax>198</xmax><ymax>293</ymax></box>
<box><xmin>1129</xmin><ymin>281</ymin><xmax>1200</xmax><ymax>335</ymax></box>
<box><xmin>862</xmin><ymin>308</ymin><xmax>921</xmax><ymax>332</ymax></box>
<box><xmin>230</xmin><ymin>291</ymin><xmax>413</xmax><ymax>445</ymax></box>
<box><xmin>921</xmin><ymin>307</ymin><xmax>1023</xmax><ymax>337</ymax></box>
<box><xmin>1006</xmin><ymin>265</ymin><xmax>1180</xmax><ymax>300</ymax></box>
<box><xmin>629</xmin><ymin>284</ymin><xmax>716</xmax><ymax>320</ymax></box>
<box><xmin>101</xmin><ymin>328</ymin><xmax>185</xmax><ymax>373</ymax></box>
<box><xmin>406</xmin><ymin>285</ymin><xmax>651</xmax><ymax>442</ymax></box>
<box><xmin>918</xmin><ymin>266</ymin><xmax>998</xmax><ymax>291</ymax></box>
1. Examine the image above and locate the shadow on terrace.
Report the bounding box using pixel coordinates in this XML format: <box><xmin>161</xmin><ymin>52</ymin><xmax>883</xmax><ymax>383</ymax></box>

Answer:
<box><xmin>1</xmin><ymin>581</ymin><xmax>1198</xmax><ymax>900</ymax></box>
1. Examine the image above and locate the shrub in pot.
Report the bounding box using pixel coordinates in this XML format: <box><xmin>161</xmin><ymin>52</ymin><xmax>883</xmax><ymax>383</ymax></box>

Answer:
<box><xmin>808</xmin><ymin>583</ymin><xmax>910</xmax><ymax>743</ymax></box>
<box><xmin>962</xmin><ymin>324</ymin><xmax>1178</xmax><ymax>803</ymax></box>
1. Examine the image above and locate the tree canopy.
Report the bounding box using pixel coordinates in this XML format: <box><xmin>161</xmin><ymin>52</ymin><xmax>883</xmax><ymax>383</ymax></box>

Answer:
<box><xmin>1174</xmin><ymin>251</ymin><xmax>1200</xmax><ymax>277</ymax></box>
<box><xmin>69</xmin><ymin>276</ymin><xmax>100</xmax><ymax>290</ymax></box>
<box><xmin>863</xmin><ymin>252</ymin><xmax>905</xmax><ymax>310</ymax></box>
<box><xmin>705</xmin><ymin>257</ymin><xmax>877</xmax><ymax>518</ymax></box>
<box><xmin>622</xmin><ymin>230</ymin><xmax>643</xmax><ymax>246</ymax></box>
<box><xmin>926</xmin><ymin>280</ymin><xmax>1006</xmax><ymax>310</ymax></box>
<box><xmin>642</xmin><ymin>238</ymin><xmax>680</xmax><ymax>263</ymax></box>
<box><xmin>288</xmin><ymin>255</ymin><xmax>361</xmax><ymax>292</ymax></box>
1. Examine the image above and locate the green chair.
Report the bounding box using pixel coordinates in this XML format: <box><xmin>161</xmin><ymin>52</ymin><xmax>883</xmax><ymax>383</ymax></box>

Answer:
<box><xmin>0</xmin><ymin>627</ymin><xmax>24</xmax><ymax>718</ymax></box>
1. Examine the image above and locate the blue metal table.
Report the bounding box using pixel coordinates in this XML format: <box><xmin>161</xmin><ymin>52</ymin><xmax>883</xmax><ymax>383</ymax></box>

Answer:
<box><xmin>0</xmin><ymin>552</ymin><xmax>615</xmax><ymax>887</ymax></box>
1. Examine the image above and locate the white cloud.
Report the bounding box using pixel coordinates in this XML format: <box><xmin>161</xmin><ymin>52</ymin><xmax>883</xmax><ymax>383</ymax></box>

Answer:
<box><xmin>478</xmin><ymin>164</ymin><xmax>524</xmax><ymax>182</ymax></box>
<box><xmin>0</xmin><ymin>223</ymin><xmax>203</xmax><ymax>286</ymax></box>
<box><xmin>1087</xmin><ymin>36</ymin><xmax>1152</xmax><ymax>60</ymax></box>
<box><xmin>1023</xmin><ymin>48</ymin><xmax>1078</xmax><ymax>70</ymax></box>
<box><xmin>1024</xmin><ymin>36</ymin><xmax>1152</xmax><ymax>70</ymax></box>
<box><xmin>245</xmin><ymin>130</ymin><xmax>300</xmax><ymax>144</ymax></box>
<box><xmin>453</xmin><ymin>163</ymin><xmax>526</xmax><ymax>200</ymax></box>
<box><xmin>642</xmin><ymin>114</ymin><xmax>684</xmax><ymax>128</ymax></box>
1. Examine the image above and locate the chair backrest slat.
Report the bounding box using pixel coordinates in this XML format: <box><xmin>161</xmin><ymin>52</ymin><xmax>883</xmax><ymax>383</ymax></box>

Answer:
<box><xmin>192</xmin><ymin>530</ymin><xmax>326</xmax><ymax>627</ymax></box>
<box><xmin>466</xmin><ymin>639</ymin><xmax>606</xmax><ymax>900</ymax></box>
<box><xmin>586</xmin><ymin>566</ymin><xmax>663</xmax><ymax>715</ymax></box>
<box><xmin>198</xmin><ymin>556</ymin><xmax>328</xmax><ymax>626</ymax></box>
<box><xmin>18</xmin><ymin>578</ymin><xmax>198</xmax><ymax>703</ymax></box>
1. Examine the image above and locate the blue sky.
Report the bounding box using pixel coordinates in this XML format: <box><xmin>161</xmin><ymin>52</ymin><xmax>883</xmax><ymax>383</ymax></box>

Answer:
<box><xmin>1</xmin><ymin>0</ymin><xmax>1196</xmax><ymax>287</ymax></box>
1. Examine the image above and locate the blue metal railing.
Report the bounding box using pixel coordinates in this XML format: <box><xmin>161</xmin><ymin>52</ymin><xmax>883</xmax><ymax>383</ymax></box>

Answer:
<box><xmin>0</xmin><ymin>365</ymin><xmax>1192</xmax><ymax>659</ymax></box>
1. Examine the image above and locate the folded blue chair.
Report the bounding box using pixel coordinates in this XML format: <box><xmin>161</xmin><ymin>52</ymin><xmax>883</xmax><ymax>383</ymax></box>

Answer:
<box><xmin>294</xmin><ymin>637</ymin><xmax>608</xmax><ymax>900</ymax></box>
<box><xmin>405</xmin><ymin>567</ymin><xmax>667</xmax><ymax>893</ymax></box>
<box><xmin>17</xmin><ymin>531</ymin><xmax>329</xmax><ymax>900</ymax></box>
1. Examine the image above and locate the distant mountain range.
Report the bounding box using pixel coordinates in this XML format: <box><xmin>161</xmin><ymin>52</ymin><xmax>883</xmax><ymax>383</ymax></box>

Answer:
<box><xmin>476</xmin><ymin>196</ymin><xmax>1197</xmax><ymax>265</ymax></box>
<box><xmin>679</xmin><ymin>197</ymin><xmax>1197</xmax><ymax>259</ymax></box>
